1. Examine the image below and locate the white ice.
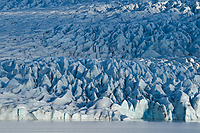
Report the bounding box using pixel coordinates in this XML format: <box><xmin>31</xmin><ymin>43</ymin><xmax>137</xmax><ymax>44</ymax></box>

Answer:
<box><xmin>0</xmin><ymin>0</ymin><xmax>200</xmax><ymax>122</ymax></box>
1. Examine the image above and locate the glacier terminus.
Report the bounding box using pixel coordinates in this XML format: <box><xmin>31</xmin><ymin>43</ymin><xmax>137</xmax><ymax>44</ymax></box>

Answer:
<box><xmin>0</xmin><ymin>0</ymin><xmax>200</xmax><ymax>122</ymax></box>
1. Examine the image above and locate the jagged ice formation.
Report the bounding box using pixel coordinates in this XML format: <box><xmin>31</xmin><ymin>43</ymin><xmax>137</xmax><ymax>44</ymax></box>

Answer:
<box><xmin>0</xmin><ymin>0</ymin><xmax>200</xmax><ymax>121</ymax></box>
<box><xmin>1</xmin><ymin>57</ymin><xmax>200</xmax><ymax>121</ymax></box>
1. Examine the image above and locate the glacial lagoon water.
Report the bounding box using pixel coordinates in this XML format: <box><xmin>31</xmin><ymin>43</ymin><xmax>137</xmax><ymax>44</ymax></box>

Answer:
<box><xmin>1</xmin><ymin>121</ymin><xmax>200</xmax><ymax>133</ymax></box>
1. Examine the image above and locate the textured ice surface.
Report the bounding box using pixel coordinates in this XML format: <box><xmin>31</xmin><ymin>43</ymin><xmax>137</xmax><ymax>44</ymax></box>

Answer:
<box><xmin>0</xmin><ymin>0</ymin><xmax>200</xmax><ymax>60</ymax></box>
<box><xmin>0</xmin><ymin>57</ymin><xmax>200</xmax><ymax>121</ymax></box>
<box><xmin>0</xmin><ymin>0</ymin><xmax>200</xmax><ymax>122</ymax></box>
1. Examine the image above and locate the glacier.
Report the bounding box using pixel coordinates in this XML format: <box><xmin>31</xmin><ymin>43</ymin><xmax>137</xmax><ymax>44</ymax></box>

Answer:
<box><xmin>0</xmin><ymin>57</ymin><xmax>200</xmax><ymax>122</ymax></box>
<box><xmin>0</xmin><ymin>0</ymin><xmax>200</xmax><ymax>122</ymax></box>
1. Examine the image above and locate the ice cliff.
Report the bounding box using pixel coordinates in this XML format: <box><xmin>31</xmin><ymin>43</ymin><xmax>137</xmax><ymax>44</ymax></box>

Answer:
<box><xmin>0</xmin><ymin>0</ymin><xmax>200</xmax><ymax>122</ymax></box>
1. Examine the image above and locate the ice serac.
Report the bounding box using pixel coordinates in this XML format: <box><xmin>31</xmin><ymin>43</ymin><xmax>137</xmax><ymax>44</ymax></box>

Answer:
<box><xmin>173</xmin><ymin>90</ymin><xmax>197</xmax><ymax>122</ymax></box>
<box><xmin>133</xmin><ymin>98</ymin><xmax>149</xmax><ymax>119</ymax></box>
<box><xmin>0</xmin><ymin>57</ymin><xmax>200</xmax><ymax>121</ymax></box>
<box><xmin>1</xmin><ymin>56</ymin><xmax>200</xmax><ymax>122</ymax></box>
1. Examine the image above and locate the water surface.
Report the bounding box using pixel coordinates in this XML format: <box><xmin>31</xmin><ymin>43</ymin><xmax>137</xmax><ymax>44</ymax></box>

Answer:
<box><xmin>1</xmin><ymin>121</ymin><xmax>200</xmax><ymax>133</ymax></box>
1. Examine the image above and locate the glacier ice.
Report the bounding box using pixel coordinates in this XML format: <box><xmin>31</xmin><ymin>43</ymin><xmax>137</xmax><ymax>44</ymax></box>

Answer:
<box><xmin>0</xmin><ymin>0</ymin><xmax>200</xmax><ymax>122</ymax></box>
<box><xmin>0</xmin><ymin>0</ymin><xmax>200</xmax><ymax>60</ymax></box>
<box><xmin>0</xmin><ymin>57</ymin><xmax>199</xmax><ymax>121</ymax></box>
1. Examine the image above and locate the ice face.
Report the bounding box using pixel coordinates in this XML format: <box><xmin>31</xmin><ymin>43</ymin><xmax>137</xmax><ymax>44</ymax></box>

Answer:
<box><xmin>0</xmin><ymin>57</ymin><xmax>199</xmax><ymax>121</ymax></box>
<box><xmin>0</xmin><ymin>0</ymin><xmax>200</xmax><ymax>122</ymax></box>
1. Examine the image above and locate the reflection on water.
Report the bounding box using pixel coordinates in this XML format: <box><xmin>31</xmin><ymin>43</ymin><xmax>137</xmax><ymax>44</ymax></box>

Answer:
<box><xmin>1</xmin><ymin>121</ymin><xmax>200</xmax><ymax>133</ymax></box>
